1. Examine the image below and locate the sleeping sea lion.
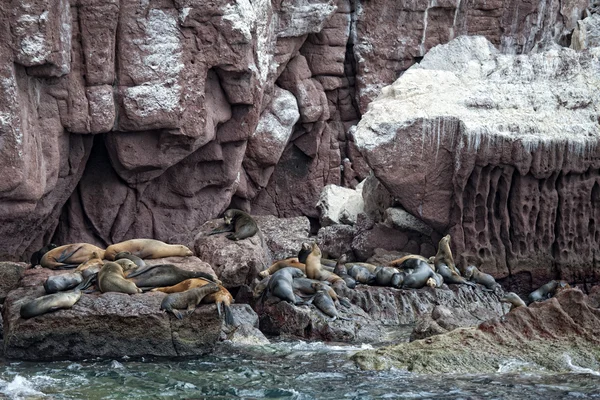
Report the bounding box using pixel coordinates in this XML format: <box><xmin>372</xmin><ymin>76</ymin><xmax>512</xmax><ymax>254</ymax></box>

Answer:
<box><xmin>44</xmin><ymin>272</ymin><xmax>83</xmax><ymax>294</ymax></box>
<box><xmin>98</xmin><ymin>262</ymin><xmax>142</xmax><ymax>294</ymax></box>
<box><xmin>75</xmin><ymin>252</ymin><xmax>104</xmax><ymax>277</ymax></box>
<box><xmin>374</xmin><ymin>266</ymin><xmax>402</xmax><ymax>286</ymax></box>
<box><xmin>160</xmin><ymin>284</ymin><xmax>220</xmax><ymax>319</ymax></box>
<box><xmin>434</xmin><ymin>235</ymin><xmax>460</xmax><ymax>275</ymax></box>
<box><xmin>104</xmin><ymin>239</ymin><xmax>193</xmax><ymax>261</ymax></box>
<box><xmin>437</xmin><ymin>263</ymin><xmax>475</xmax><ymax>287</ymax></box>
<box><xmin>402</xmin><ymin>260</ymin><xmax>436</xmax><ymax>289</ymax></box>
<box><xmin>209</xmin><ymin>209</ymin><xmax>259</xmax><ymax>241</ymax></box>
<box><xmin>266</xmin><ymin>267</ymin><xmax>306</xmax><ymax>303</ymax></box>
<box><xmin>390</xmin><ymin>272</ymin><xmax>406</xmax><ymax>288</ymax></box>
<box><xmin>388</xmin><ymin>254</ymin><xmax>429</xmax><ymax>269</ymax></box>
<box><xmin>347</xmin><ymin>264</ymin><xmax>376</xmax><ymax>285</ymax></box>
<box><xmin>464</xmin><ymin>265</ymin><xmax>501</xmax><ymax>292</ymax></box>
<box><xmin>312</xmin><ymin>290</ymin><xmax>351</xmax><ymax>321</ymax></box>
<box><xmin>258</xmin><ymin>257</ymin><xmax>305</xmax><ymax>278</ymax></box>
<box><xmin>501</xmin><ymin>292</ymin><xmax>527</xmax><ymax>311</ymax></box>
<box><xmin>41</xmin><ymin>243</ymin><xmax>106</xmax><ymax>269</ymax></box>
<box><xmin>126</xmin><ymin>264</ymin><xmax>218</xmax><ymax>287</ymax></box>
<box><xmin>20</xmin><ymin>290</ymin><xmax>82</xmax><ymax>319</ymax></box>
<box><xmin>528</xmin><ymin>280</ymin><xmax>568</xmax><ymax>304</ymax></box>
<box><xmin>30</xmin><ymin>243</ymin><xmax>58</xmax><ymax>267</ymax></box>
<box><xmin>114</xmin><ymin>259</ymin><xmax>138</xmax><ymax>274</ymax></box>
<box><xmin>114</xmin><ymin>251</ymin><xmax>146</xmax><ymax>268</ymax></box>
<box><xmin>152</xmin><ymin>278</ymin><xmax>236</xmax><ymax>326</ymax></box>
<box><xmin>333</xmin><ymin>254</ymin><xmax>356</xmax><ymax>289</ymax></box>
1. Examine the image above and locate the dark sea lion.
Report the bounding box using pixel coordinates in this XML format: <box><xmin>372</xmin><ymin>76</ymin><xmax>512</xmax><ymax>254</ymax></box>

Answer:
<box><xmin>312</xmin><ymin>290</ymin><xmax>351</xmax><ymax>321</ymax></box>
<box><xmin>464</xmin><ymin>265</ymin><xmax>501</xmax><ymax>292</ymax></box>
<box><xmin>501</xmin><ymin>292</ymin><xmax>527</xmax><ymax>311</ymax></box>
<box><xmin>374</xmin><ymin>266</ymin><xmax>401</xmax><ymax>286</ymax></box>
<box><xmin>152</xmin><ymin>278</ymin><xmax>236</xmax><ymax>326</ymax></box>
<box><xmin>160</xmin><ymin>284</ymin><xmax>220</xmax><ymax>319</ymax></box>
<box><xmin>44</xmin><ymin>272</ymin><xmax>84</xmax><ymax>294</ymax></box>
<box><xmin>347</xmin><ymin>264</ymin><xmax>376</xmax><ymax>285</ymax></box>
<box><xmin>528</xmin><ymin>280</ymin><xmax>568</xmax><ymax>304</ymax></box>
<box><xmin>437</xmin><ymin>263</ymin><xmax>476</xmax><ymax>287</ymax></box>
<box><xmin>209</xmin><ymin>209</ymin><xmax>259</xmax><ymax>241</ymax></box>
<box><xmin>390</xmin><ymin>272</ymin><xmax>406</xmax><ymax>288</ymax></box>
<box><xmin>402</xmin><ymin>260</ymin><xmax>436</xmax><ymax>289</ymax></box>
<box><xmin>20</xmin><ymin>290</ymin><xmax>82</xmax><ymax>319</ymax></box>
<box><xmin>267</xmin><ymin>267</ymin><xmax>306</xmax><ymax>303</ymax></box>
<box><xmin>98</xmin><ymin>262</ymin><xmax>142</xmax><ymax>294</ymax></box>
<box><xmin>259</xmin><ymin>257</ymin><xmax>304</xmax><ymax>278</ymax></box>
<box><xmin>293</xmin><ymin>277</ymin><xmax>330</xmax><ymax>296</ymax></box>
<box><xmin>434</xmin><ymin>235</ymin><xmax>460</xmax><ymax>275</ymax></box>
<box><xmin>126</xmin><ymin>264</ymin><xmax>218</xmax><ymax>287</ymax></box>
<box><xmin>30</xmin><ymin>243</ymin><xmax>58</xmax><ymax>266</ymax></box>
<box><xmin>114</xmin><ymin>251</ymin><xmax>146</xmax><ymax>268</ymax></box>
<box><xmin>305</xmin><ymin>243</ymin><xmax>345</xmax><ymax>287</ymax></box>
<box><xmin>432</xmin><ymin>272</ymin><xmax>444</xmax><ymax>288</ymax></box>
<box><xmin>344</xmin><ymin>262</ymin><xmax>379</xmax><ymax>273</ymax></box>
<box><xmin>333</xmin><ymin>254</ymin><xmax>356</xmax><ymax>289</ymax></box>
<box><xmin>105</xmin><ymin>239</ymin><xmax>193</xmax><ymax>261</ymax></box>
<box><xmin>253</xmin><ymin>276</ymin><xmax>271</xmax><ymax>298</ymax></box>
<box><xmin>41</xmin><ymin>243</ymin><xmax>106</xmax><ymax>269</ymax></box>
<box><xmin>297</xmin><ymin>242</ymin><xmax>312</xmax><ymax>264</ymax></box>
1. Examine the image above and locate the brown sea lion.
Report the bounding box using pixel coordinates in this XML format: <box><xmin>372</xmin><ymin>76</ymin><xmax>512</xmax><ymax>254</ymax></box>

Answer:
<box><xmin>209</xmin><ymin>209</ymin><xmax>259</xmax><ymax>241</ymax></box>
<box><xmin>464</xmin><ymin>265</ymin><xmax>501</xmax><ymax>292</ymax></box>
<box><xmin>41</xmin><ymin>243</ymin><xmax>106</xmax><ymax>269</ymax></box>
<box><xmin>501</xmin><ymin>292</ymin><xmax>527</xmax><ymax>311</ymax></box>
<box><xmin>388</xmin><ymin>254</ymin><xmax>429</xmax><ymax>269</ymax></box>
<box><xmin>126</xmin><ymin>264</ymin><xmax>219</xmax><ymax>287</ymax></box>
<box><xmin>528</xmin><ymin>280</ymin><xmax>569</xmax><ymax>304</ymax></box>
<box><xmin>402</xmin><ymin>260</ymin><xmax>436</xmax><ymax>289</ymax></box>
<box><xmin>20</xmin><ymin>289</ymin><xmax>82</xmax><ymax>319</ymax></box>
<box><xmin>44</xmin><ymin>272</ymin><xmax>83</xmax><ymax>294</ymax></box>
<box><xmin>114</xmin><ymin>251</ymin><xmax>146</xmax><ymax>268</ymax></box>
<box><xmin>98</xmin><ymin>262</ymin><xmax>142</xmax><ymax>294</ymax></box>
<box><xmin>75</xmin><ymin>252</ymin><xmax>103</xmax><ymax>276</ymax></box>
<box><xmin>333</xmin><ymin>254</ymin><xmax>356</xmax><ymax>289</ymax></box>
<box><xmin>114</xmin><ymin>259</ymin><xmax>138</xmax><ymax>273</ymax></box>
<box><xmin>160</xmin><ymin>284</ymin><xmax>220</xmax><ymax>319</ymax></box>
<box><xmin>437</xmin><ymin>263</ymin><xmax>475</xmax><ymax>287</ymax></box>
<box><xmin>30</xmin><ymin>243</ymin><xmax>58</xmax><ymax>266</ymax></box>
<box><xmin>305</xmin><ymin>243</ymin><xmax>345</xmax><ymax>287</ymax></box>
<box><xmin>434</xmin><ymin>235</ymin><xmax>460</xmax><ymax>275</ymax></box>
<box><xmin>266</xmin><ymin>267</ymin><xmax>306</xmax><ymax>303</ymax></box>
<box><xmin>152</xmin><ymin>278</ymin><xmax>236</xmax><ymax>326</ymax></box>
<box><xmin>258</xmin><ymin>258</ymin><xmax>305</xmax><ymax>278</ymax></box>
<box><xmin>104</xmin><ymin>239</ymin><xmax>193</xmax><ymax>261</ymax></box>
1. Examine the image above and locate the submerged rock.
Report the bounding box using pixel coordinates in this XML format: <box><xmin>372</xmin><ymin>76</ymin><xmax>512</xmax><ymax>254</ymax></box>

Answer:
<box><xmin>352</xmin><ymin>289</ymin><xmax>600</xmax><ymax>373</ymax></box>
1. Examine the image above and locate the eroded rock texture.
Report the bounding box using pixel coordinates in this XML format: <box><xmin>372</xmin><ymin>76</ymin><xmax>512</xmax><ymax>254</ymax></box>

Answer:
<box><xmin>0</xmin><ymin>0</ymin><xmax>588</xmax><ymax>262</ymax></box>
<box><xmin>354</xmin><ymin>36</ymin><xmax>600</xmax><ymax>291</ymax></box>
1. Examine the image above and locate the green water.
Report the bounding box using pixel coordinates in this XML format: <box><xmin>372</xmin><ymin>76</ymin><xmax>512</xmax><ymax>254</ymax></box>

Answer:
<box><xmin>1</xmin><ymin>339</ymin><xmax>599</xmax><ymax>399</ymax></box>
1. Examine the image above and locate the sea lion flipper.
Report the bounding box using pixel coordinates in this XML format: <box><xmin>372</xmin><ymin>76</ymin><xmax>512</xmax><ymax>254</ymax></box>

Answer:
<box><xmin>56</xmin><ymin>264</ymin><xmax>79</xmax><ymax>270</ymax></box>
<box><xmin>338</xmin><ymin>297</ymin><xmax>351</xmax><ymax>308</ymax></box>
<box><xmin>125</xmin><ymin>264</ymin><xmax>160</xmax><ymax>278</ymax></box>
<box><xmin>172</xmin><ymin>309</ymin><xmax>185</xmax><ymax>320</ymax></box>
<box><xmin>209</xmin><ymin>225</ymin><xmax>233</xmax><ymax>236</ymax></box>
<box><xmin>223</xmin><ymin>304</ymin><xmax>236</xmax><ymax>326</ymax></box>
<box><xmin>55</xmin><ymin>245</ymin><xmax>84</xmax><ymax>264</ymax></box>
<box><xmin>75</xmin><ymin>273</ymin><xmax>97</xmax><ymax>291</ymax></box>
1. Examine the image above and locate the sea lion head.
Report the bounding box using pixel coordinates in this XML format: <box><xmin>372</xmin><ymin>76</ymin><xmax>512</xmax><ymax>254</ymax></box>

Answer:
<box><xmin>311</xmin><ymin>243</ymin><xmax>322</xmax><ymax>257</ymax></box>
<box><xmin>426</xmin><ymin>277</ymin><xmax>436</xmax><ymax>288</ymax></box>
<box><xmin>223</xmin><ymin>209</ymin><xmax>238</xmax><ymax>225</ymax></box>
<box><xmin>464</xmin><ymin>265</ymin><xmax>476</xmax><ymax>280</ymax></box>
<box><xmin>102</xmin><ymin>262</ymin><xmax>124</xmax><ymax>275</ymax></box>
<box><xmin>301</xmin><ymin>242</ymin><xmax>311</xmax><ymax>251</ymax></box>
<box><xmin>177</xmin><ymin>245</ymin><xmax>194</xmax><ymax>256</ymax></box>
<box><xmin>440</xmin><ymin>234</ymin><xmax>451</xmax><ymax>246</ymax></box>
<box><xmin>338</xmin><ymin>254</ymin><xmax>348</xmax><ymax>263</ymax></box>
<box><xmin>115</xmin><ymin>258</ymin><xmax>137</xmax><ymax>272</ymax></box>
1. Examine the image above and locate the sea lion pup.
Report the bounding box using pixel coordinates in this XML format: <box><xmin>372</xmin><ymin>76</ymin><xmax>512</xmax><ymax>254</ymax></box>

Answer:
<box><xmin>464</xmin><ymin>265</ymin><xmax>501</xmax><ymax>292</ymax></box>
<box><xmin>40</xmin><ymin>243</ymin><xmax>106</xmax><ymax>269</ymax></box>
<box><xmin>30</xmin><ymin>243</ymin><xmax>58</xmax><ymax>266</ymax></box>
<box><xmin>98</xmin><ymin>262</ymin><xmax>142</xmax><ymax>294</ymax></box>
<box><xmin>333</xmin><ymin>254</ymin><xmax>356</xmax><ymax>289</ymax></box>
<box><xmin>44</xmin><ymin>272</ymin><xmax>84</xmax><ymax>294</ymax></box>
<box><xmin>528</xmin><ymin>280</ymin><xmax>568</xmax><ymax>304</ymax></box>
<box><xmin>434</xmin><ymin>235</ymin><xmax>461</xmax><ymax>275</ymax></box>
<box><xmin>402</xmin><ymin>260</ymin><xmax>436</xmax><ymax>289</ymax></box>
<box><xmin>160</xmin><ymin>284</ymin><xmax>220</xmax><ymax>320</ymax></box>
<box><xmin>104</xmin><ymin>239</ymin><xmax>193</xmax><ymax>261</ymax></box>
<box><xmin>258</xmin><ymin>257</ymin><xmax>305</xmax><ymax>278</ymax></box>
<box><xmin>114</xmin><ymin>251</ymin><xmax>146</xmax><ymax>268</ymax></box>
<box><xmin>114</xmin><ymin>259</ymin><xmax>138</xmax><ymax>274</ymax></box>
<box><xmin>291</xmin><ymin>278</ymin><xmax>349</xmax><ymax>306</ymax></box>
<box><xmin>266</xmin><ymin>267</ymin><xmax>306</xmax><ymax>304</ymax></box>
<box><xmin>312</xmin><ymin>289</ymin><xmax>351</xmax><ymax>321</ymax></box>
<box><xmin>347</xmin><ymin>264</ymin><xmax>376</xmax><ymax>285</ymax></box>
<box><xmin>209</xmin><ymin>209</ymin><xmax>259</xmax><ymax>241</ymax></box>
<box><xmin>305</xmin><ymin>243</ymin><xmax>346</xmax><ymax>287</ymax></box>
<box><xmin>20</xmin><ymin>289</ymin><xmax>83</xmax><ymax>319</ymax></box>
<box><xmin>437</xmin><ymin>263</ymin><xmax>476</xmax><ymax>287</ymax></box>
<box><xmin>126</xmin><ymin>263</ymin><xmax>219</xmax><ymax>287</ymax></box>
<box><xmin>75</xmin><ymin>252</ymin><xmax>104</xmax><ymax>276</ymax></box>
<box><xmin>152</xmin><ymin>278</ymin><xmax>236</xmax><ymax>325</ymax></box>
<box><xmin>374</xmin><ymin>266</ymin><xmax>402</xmax><ymax>286</ymax></box>
<box><xmin>501</xmin><ymin>292</ymin><xmax>527</xmax><ymax>311</ymax></box>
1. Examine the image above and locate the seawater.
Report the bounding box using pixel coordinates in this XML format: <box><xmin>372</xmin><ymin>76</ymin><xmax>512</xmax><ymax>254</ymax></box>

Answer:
<box><xmin>1</xmin><ymin>339</ymin><xmax>599</xmax><ymax>399</ymax></box>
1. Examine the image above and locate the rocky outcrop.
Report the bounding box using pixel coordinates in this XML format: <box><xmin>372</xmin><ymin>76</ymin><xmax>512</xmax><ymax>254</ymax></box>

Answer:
<box><xmin>0</xmin><ymin>262</ymin><xmax>28</xmax><ymax>302</ymax></box>
<box><xmin>254</xmin><ymin>215</ymin><xmax>311</xmax><ymax>261</ymax></box>
<box><xmin>352</xmin><ymin>288</ymin><xmax>600</xmax><ymax>373</ymax></box>
<box><xmin>316</xmin><ymin>182</ymin><xmax>365</xmax><ymax>226</ymax></box>
<box><xmin>354</xmin><ymin>36</ymin><xmax>600</xmax><ymax>292</ymax></box>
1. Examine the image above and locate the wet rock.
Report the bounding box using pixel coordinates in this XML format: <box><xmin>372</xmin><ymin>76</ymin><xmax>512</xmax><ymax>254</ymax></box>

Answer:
<box><xmin>353</xmin><ymin>289</ymin><xmax>600</xmax><ymax>373</ymax></box>
<box><xmin>229</xmin><ymin>303</ymin><xmax>260</xmax><ymax>328</ymax></box>
<box><xmin>254</xmin><ymin>215</ymin><xmax>311</xmax><ymax>261</ymax></box>
<box><xmin>194</xmin><ymin>219</ymin><xmax>271</xmax><ymax>288</ymax></box>
<box><xmin>0</xmin><ymin>262</ymin><xmax>28</xmax><ymax>302</ymax></box>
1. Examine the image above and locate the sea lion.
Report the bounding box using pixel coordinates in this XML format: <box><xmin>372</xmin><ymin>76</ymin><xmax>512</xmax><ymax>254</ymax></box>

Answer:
<box><xmin>464</xmin><ymin>265</ymin><xmax>501</xmax><ymax>292</ymax></box>
<box><xmin>333</xmin><ymin>254</ymin><xmax>356</xmax><ymax>289</ymax></box>
<box><xmin>312</xmin><ymin>290</ymin><xmax>351</xmax><ymax>321</ymax></box>
<box><xmin>402</xmin><ymin>260</ymin><xmax>436</xmax><ymax>289</ymax></box>
<box><xmin>437</xmin><ymin>263</ymin><xmax>476</xmax><ymax>287</ymax></box>
<box><xmin>344</xmin><ymin>262</ymin><xmax>379</xmax><ymax>273</ymax></box>
<box><xmin>44</xmin><ymin>272</ymin><xmax>83</xmax><ymax>294</ymax></box>
<box><xmin>40</xmin><ymin>243</ymin><xmax>106</xmax><ymax>269</ymax></box>
<box><xmin>104</xmin><ymin>239</ymin><xmax>193</xmax><ymax>261</ymax></box>
<box><xmin>501</xmin><ymin>292</ymin><xmax>527</xmax><ymax>311</ymax></box>
<box><xmin>209</xmin><ymin>209</ymin><xmax>259</xmax><ymax>241</ymax></box>
<box><xmin>258</xmin><ymin>258</ymin><xmax>305</xmax><ymax>278</ymax></box>
<box><xmin>30</xmin><ymin>243</ymin><xmax>58</xmax><ymax>266</ymax></box>
<box><xmin>20</xmin><ymin>290</ymin><xmax>82</xmax><ymax>319</ymax></box>
<box><xmin>434</xmin><ymin>235</ymin><xmax>460</xmax><ymax>275</ymax></box>
<box><xmin>528</xmin><ymin>280</ymin><xmax>568</xmax><ymax>304</ymax></box>
<box><xmin>126</xmin><ymin>264</ymin><xmax>218</xmax><ymax>287</ymax></box>
<box><xmin>374</xmin><ymin>266</ymin><xmax>402</xmax><ymax>286</ymax></box>
<box><xmin>388</xmin><ymin>254</ymin><xmax>429</xmax><ymax>269</ymax></box>
<box><xmin>160</xmin><ymin>284</ymin><xmax>220</xmax><ymax>319</ymax></box>
<box><xmin>98</xmin><ymin>262</ymin><xmax>142</xmax><ymax>294</ymax></box>
<box><xmin>390</xmin><ymin>272</ymin><xmax>406</xmax><ymax>288</ymax></box>
<box><xmin>114</xmin><ymin>259</ymin><xmax>138</xmax><ymax>273</ymax></box>
<box><xmin>297</xmin><ymin>242</ymin><xmax>312</xmax><ymax>264</ymax></box>
<box><xmin>347</xmin><ymin>264</ymin><xmax>376</xmax><ymax>285</ymax></box>
<box><xmin>114</xmin><ymin>251</ymin><xmax>146</xmax><ymax>268</ymax></box>
<box><xmin>292</xmin><ymin>278</ymin><xmax>341</xmax><ymax>301</ymax></box>
<box><xmin>75</xmin><ymin>252</ymin><xmax>103</xmax><ymax>276</ymax></box>
<box><xmin>305</xmin><ymin>243</ymin><xmax>345</xmax><ymax>287</ymax></box>
<box><xmin>152</xmin><ymin>278</ymin><xmax>236</xmax><ymax>326</ymax></box>
<box><xmin>253</xmin><ymin>276</ymin><xmax>271</xmax><ymax>298</ymax></box>
<box><xmin>266</xmin><ymin>267</ymin><xmax>306</xmax><ymax>303</ymax></box>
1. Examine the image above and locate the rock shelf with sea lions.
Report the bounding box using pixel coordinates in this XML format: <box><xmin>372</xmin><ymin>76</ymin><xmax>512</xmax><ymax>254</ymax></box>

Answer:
<box><xmin>126</xmin><ymin>264</ymin><xmax>219</xmax><ymax>287</ymax></box>
<box><xmin>160</xmin><ymin>284</ymin><xmax>220</xmax><ymax>319</ymax></box>
<box><xmin>41</xmin><ymin>243</ymin><xmax>106</xmax><ymax>269</ymax></box>
<box><xmin>434</xmin><ymin>235</ymin><xmax>460</xmax><ymax>275</ymax></box>
<box><xmin>209</xmin><ymin>209</ymin><xmax>259</xmax><ymax>241</ymax></box>
<box><xmin>104</xmin><ymin>239</ymin><xmax>193</xmax><ymax>261</ymax></box>
<box><xmin>265</xmin><ymin>267</ymin><xmax>306</xmax><ymax>304</ymax></box>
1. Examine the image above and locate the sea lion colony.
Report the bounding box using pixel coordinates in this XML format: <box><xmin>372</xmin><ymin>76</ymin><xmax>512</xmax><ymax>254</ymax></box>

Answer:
<box><xmin>22</xmin><ymin>208</ymin><xmax>562</xmax><ymax>331</ymax></box>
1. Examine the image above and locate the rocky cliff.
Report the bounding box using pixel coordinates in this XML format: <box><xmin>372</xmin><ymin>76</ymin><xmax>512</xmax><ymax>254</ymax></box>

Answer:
<box><xmin>0</xmin><ymin>0</ymin><xmax>589</xmax><ymax>261</ymax></box>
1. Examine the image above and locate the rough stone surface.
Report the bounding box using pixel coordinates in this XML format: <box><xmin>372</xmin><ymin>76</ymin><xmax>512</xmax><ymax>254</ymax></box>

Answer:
<box><xmin>410</xmin><ymin>304</ymin><xmax>498</xmax><ymax>341</ymax></box>
<box><xmin>316</xmin><ymin>224</ymin><xmax>357</xmax><ymax>259</ymax></box>
<box><xmin>571</xmin><ymin>14</ymin><xmax>600</xmax><ymax>50</ymax></box>
<box><xmin>0</xmin><ymin>262</ymin><xmax>28</xmax><ymax>302</ymax></box>
<box><xmin>316</xmin><ymin>183</ymin><xmax>365</xmax><ymax>226</ymax></box>
<box><xmin>384</xmin><ymin>208</ymin><xmax>433</xmax><ymax>236</ymax></box>
<box><xmin>352</xmin><ymin>289</ymin><xmax>600</xmax><ymax>374</ymax></box>
<box><xmin>354</xmin><ymin>36</ymin><xmax>600</xmax><ymax>292</ymax></box>
<box><xmin>254</xmin><ymin>215</ymin><xmax>311</xmax><ymax>261</ymax></box>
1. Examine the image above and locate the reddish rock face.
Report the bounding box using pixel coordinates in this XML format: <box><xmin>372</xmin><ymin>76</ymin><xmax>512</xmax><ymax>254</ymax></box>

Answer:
<box><xmin>0</xmin><ymin>0</ymin><xmax>588</xmax><ymax>265</ymax></box>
